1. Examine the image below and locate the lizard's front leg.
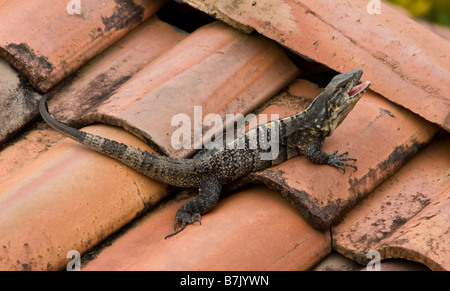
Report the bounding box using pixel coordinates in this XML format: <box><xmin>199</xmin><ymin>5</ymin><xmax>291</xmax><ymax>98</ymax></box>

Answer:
<box><xmin>304</xmin><ymin>140</ymin><xmax>357</xmax><ymax>173</ymax></box>
<box><xmin>165</xmin><ymin>175</ymin><xmax>222</xmax><ymax>239</ymax></box>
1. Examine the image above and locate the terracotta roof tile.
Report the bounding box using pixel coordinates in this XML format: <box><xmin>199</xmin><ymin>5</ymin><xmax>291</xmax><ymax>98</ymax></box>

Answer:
<box><xmin>0</xmin><ymin>1</ymin><xmax>448</xmax><ymax>271</ymax></box>
<box><xmin>48</xmin><ymin>15</ymin><xmax>187</xmax><ymax>126</ymax></box>
<box><xmin>332</xmin><ymin>135</ymin><xmax>450</xmax><ymax>271</ymax></box>
<box><xmin>312</xmin><ymin>252</ymin><xmax>363</xmax><ymax>271</ymax></box>
<box><xmin>0</xmin><ymin>13</ymin><xmax>188</xmax><ymax>270</ymax></box>
<box><xmin>83</xmin><ymin>186</ymin><xmax>331</xmax><ymax>271</ymax></box>
<box><xmin>0</xmin><ymin>0</ymin><xmax>168</xmax><ymax>92</ymax></box>
<box><xmin>181</xmin><ymin>0</ymin><xmax>450</xmax><ymax>131</ymax></box>
<box><xmin>363</xmin><ymin>259</ymin><xmax>431</xmax><ymax>271</ymax></box>
<box><xmin>0</xmin><ymin>125</ymin><xmax>168</xmax><ymax>271</ymax></box>
<box><xmin>420</xmin><ymin>22</ymin><xmax>450</xmax><ymax>42</ymax></box>
<box><xmin>0</xmin><ymin>12</ymin><xmax>182</xmax><ymax>147</ymax></box>
<box><xmin>82</xmin><ymin>21</ymin><xmax>299</xmax><ymax>157</ymax></box>
<box><xmin>0</xmin><ymin>122</ymin><xmax>62</xmax><ymax>185</ymax></box>
<box><xmin>386</xmin><ymin>1</ymin><xmax>450</xmax><ymax>42</ymax></box>
<box><xmin>0</xmin><ymin>15</ymin><xmax>184</xmax><ymax>180</ymax></box>
<box><xmin>313</xmin><ymin>252</ymin><xmax>431</xmax><ymax>271</ymax></box>
<box><xmin>0</xmin><ymin>18</ymin><xmax>299</xmax><ymax>270</ymax></box>
<box><xmin>0</xmin><ymin>57</ymin><xmax>41</xmax><ymax>144</ymax></box>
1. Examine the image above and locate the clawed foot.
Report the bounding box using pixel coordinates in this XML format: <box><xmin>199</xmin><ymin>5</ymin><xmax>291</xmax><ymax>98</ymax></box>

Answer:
<box><xmin>164</xmin><ymin>211</ymin><xmax>202</xmax><ymax>239</ymax></box>
<box><xmin>328</xmin><ymin>150</ymin><xmax>357</xmax><ymax>173</ymax></box>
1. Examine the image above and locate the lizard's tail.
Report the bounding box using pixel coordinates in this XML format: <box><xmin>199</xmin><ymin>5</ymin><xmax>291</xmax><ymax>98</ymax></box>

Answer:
<box><xmin>39</xmin><ymin>94</ymin><xmax>202</xmax><ymax>188</ymax></box>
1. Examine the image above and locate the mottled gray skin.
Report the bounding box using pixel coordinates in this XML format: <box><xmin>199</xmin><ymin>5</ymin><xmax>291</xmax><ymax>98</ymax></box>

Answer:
<box><xmin>39</xmin><ymin>69</ymin><xmax>370</xmax><ymax>238</ymax></box>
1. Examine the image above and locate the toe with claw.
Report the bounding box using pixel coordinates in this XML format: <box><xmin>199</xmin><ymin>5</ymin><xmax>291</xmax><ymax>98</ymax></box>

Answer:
<box><xmin>164</xmin><ymin>211</ymin><xmax>202</xmax><ymax>239</ymax></box>
<box><xmin>327</xmin><ymin>150</ymin><xmax>358</xmax><ymax>173</ymax></box>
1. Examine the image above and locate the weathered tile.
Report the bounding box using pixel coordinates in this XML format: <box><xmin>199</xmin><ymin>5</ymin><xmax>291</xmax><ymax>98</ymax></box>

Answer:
<box><xmin>0</xmin><ymin>19</ymin><xmax>299</xmax><ymax>271</ymax></box>
<box><xmin>0</xmin><ymin>15</ymin><xmax>185</xmax><ymax>180</ymax></box>
<box><xmin>362</xmin><ymin>259</ymin><xmax>431</xmax><ymax>271</ymax></box>
<box><xmin>0</xmin><ymin>15</ymin><xmax>185</xmax><ymax>146</ymax></box>
<box><xmin>421</xmin><ymin>22</ymin><xmax>450</xmax><ymax>42</ymax></box>
<box><xmin>312</xmin><ymin>252</ymin><xmax>430</xmax><ymax>271</ymax></box>
<box><xmin>0</xmin><ymin>0</ymin><xmax>168</xmax><ymax>92</ymax></box>
<box><xmin>0</xmin><ymin>19</ymin><xmax>187</xmax><ymax>260</ymax></box>
<box><xmin>0</xmin><ymin>20</ymin><xmax>299</xmax><ymax>271</ymax></box>
<box><xmin>48</xmin><ymin>15</ymin><xmax>187</xmax><ymax>126</ymax></box>
<box><xmin>0</xmin><ymin>125</ymin><xmax>169</xmax><ymax>271</ymax></box>
<box><xmin>332</xmin><ymin>135</ymin><xmax>450</xmax><ymax>271</ymax></box>
<box><xmin>0</xmin><ymin>57</ymin><xmax>41</xmax><ymax>145</ymax></box>
<box><xmin>82</xmin><ymin>21</ymin><xmax>300</xmax><ymax>158</ymax></box>
<box><xmin>176</xmin><ymin>0</ymin><xmax>254</xmax><ymax>33</ymax></box>
<box><xmin>387</xmin><ymin>1</ymin><xmax>450</xmax><ymax>42</ymax></box>
<box><xmin>83</xmin><ymin>186</ymin><xmax>331</xmax><ymax>271</ymax></box>
<box><xmin>246</xmin><ymin>82</ymin><xmax>437</xmax><ymax>230</ymax></box>
<box><xmin>311</xmin><ymin>252</ymin><xmax>363</xmax><ymax>271</ymax></box>
<box><xmin>181</xmin><ymin>0</ymin><xmax>450</xmax><ymax>130</ymax></box>
<box><xmin>0</xmin><ymin>122</ymin><xmax>63</xmax><ymax>185</ymax></box>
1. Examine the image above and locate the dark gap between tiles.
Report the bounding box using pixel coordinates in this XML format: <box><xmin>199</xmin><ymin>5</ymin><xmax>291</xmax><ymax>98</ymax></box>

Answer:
<box><xmin>282</xmin><ymin>48</ymin><xmax>338</xmax><ymax>88</ymax></box>
<box><xmin>158</xmin><ymin>1</ymin><xmax>215</xmax><ymax>33</ymax></box>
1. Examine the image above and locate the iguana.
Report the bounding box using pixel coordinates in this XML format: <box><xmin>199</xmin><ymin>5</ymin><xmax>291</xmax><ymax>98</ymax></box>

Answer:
<box><xmin>39</xmin><ymin>69</ymin><xmax>370</xmax><ymax>238</ymax></box>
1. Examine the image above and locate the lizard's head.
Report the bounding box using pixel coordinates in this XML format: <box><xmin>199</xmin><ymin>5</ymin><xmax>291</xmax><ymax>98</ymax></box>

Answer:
<box><xmin>309</xmin><ymin>69</ymin><xmax>370</xmax><ymax>136</ymax></box>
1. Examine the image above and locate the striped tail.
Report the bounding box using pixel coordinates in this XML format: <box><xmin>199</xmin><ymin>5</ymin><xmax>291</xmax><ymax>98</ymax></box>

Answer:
<box><xmin>39</xmin><ymin>94</ymin><xmax>202</xmax><ymax>188</ymax></box>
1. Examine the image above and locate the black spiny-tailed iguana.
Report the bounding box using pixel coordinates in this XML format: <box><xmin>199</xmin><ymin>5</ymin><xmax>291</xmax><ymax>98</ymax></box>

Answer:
<box><xmin>39</xmin><ymin>69</ymin><xmax>370</xmax><ymax>238</ymax></box>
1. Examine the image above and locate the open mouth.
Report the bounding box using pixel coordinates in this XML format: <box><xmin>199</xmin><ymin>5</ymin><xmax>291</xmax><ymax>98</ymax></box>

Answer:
<box><xmin>348</xmin><ymin>80</ymin><xmax>371</xmax><ymax>97</ymax></box>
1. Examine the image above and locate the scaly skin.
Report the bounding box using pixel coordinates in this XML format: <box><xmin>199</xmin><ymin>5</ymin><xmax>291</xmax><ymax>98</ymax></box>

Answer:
<box><xmin>39</xmin><ymin>69</ymin><xmax>370</xmax><ymax>238</ymax></box>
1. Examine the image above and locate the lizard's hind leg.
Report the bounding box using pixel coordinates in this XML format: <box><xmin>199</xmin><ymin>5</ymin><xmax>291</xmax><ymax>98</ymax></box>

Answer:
<box><xmin>165</xmin><ymin>175</ymin><xmax>222</xmax><ymax>239</ymax></box>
